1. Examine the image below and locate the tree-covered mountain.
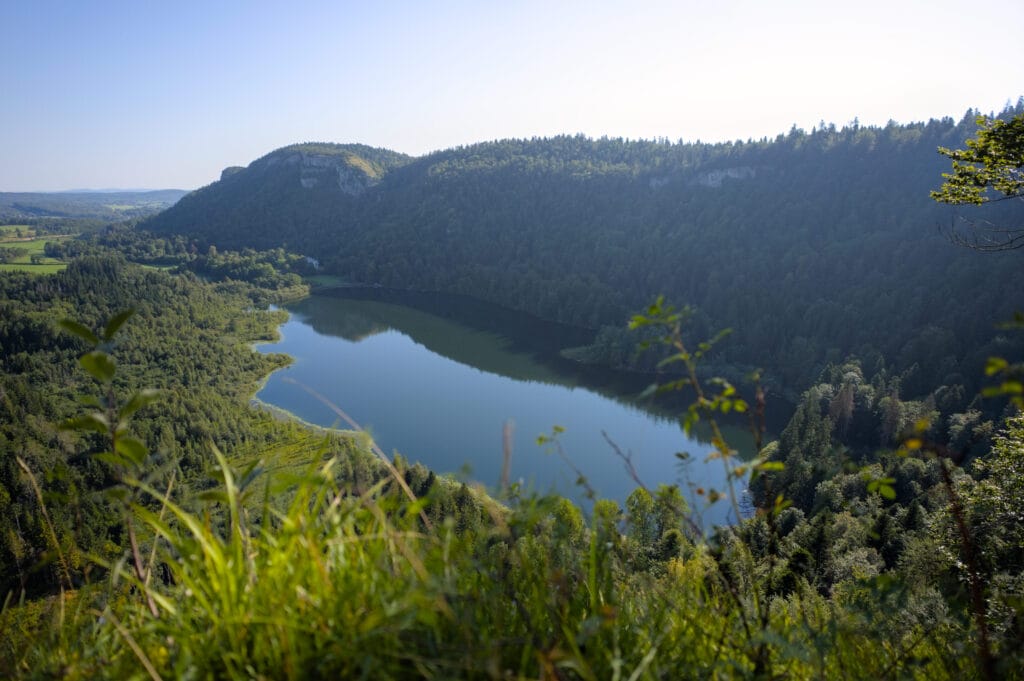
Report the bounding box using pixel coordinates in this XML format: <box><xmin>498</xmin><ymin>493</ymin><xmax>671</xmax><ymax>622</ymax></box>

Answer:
<box><xmin>145</xmin><ymin>108</ymin><xmax>1024</xmax><ymax>403</ymax></box>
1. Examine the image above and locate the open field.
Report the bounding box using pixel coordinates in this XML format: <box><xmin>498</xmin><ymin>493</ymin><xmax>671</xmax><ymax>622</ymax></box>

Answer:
<box><xmin>0</xmin><ymin>235</ymin><xmax>70</xmax><ymax>273</ymax></box>
<box><xmin>0</xmin><ymin>224</ymin><xmax>35</xmax><ymax>239</ymax></box>
<box><xmin>0</xmin><ymin>262</ymin><xmax>67</xmax><ymax>273</ymax></box>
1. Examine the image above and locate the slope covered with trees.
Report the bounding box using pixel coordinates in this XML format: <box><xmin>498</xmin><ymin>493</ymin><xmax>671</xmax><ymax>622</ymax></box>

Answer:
<box><xmin>145</xmin><ymin>107</ymin><xmax>1024</xmax><ymax>402</ymax></box>
<box><xmin>0</xmin><ymin>256</ymin><xmax>380</xmax><ymax>596</ymax></box>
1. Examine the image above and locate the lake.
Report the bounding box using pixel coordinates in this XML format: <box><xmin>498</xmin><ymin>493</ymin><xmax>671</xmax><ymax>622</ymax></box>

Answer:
<box><xmin>255</xmin><ymin>288</ymin><xmax>756</xmax><ymax>527</ymax></box>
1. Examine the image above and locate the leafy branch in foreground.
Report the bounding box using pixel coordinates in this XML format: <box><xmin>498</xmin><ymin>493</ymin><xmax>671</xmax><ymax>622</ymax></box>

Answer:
<box><xmin>59</xmin><ymin>310</ymin><xmax>166</xmax><ymax>617</ymax></box>
<box><xmin>932</xmin><ymin>111</ymin><xmax>1024</xmax><ymax>250</ymax></box>
<box><xmin>630</xmin><ymin>296</ymin><xmax>777</xmax><ymax>521</ymax></box>
<box><xmin>631</xmin><ymin>296</ymin><xmax>788</xmax><ymax>675</ymax></box>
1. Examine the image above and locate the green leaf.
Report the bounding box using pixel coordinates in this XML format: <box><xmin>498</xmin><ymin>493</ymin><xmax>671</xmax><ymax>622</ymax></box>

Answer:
<box><xmin>103</xmin><ymin>486</ymin><xmax>131</xmax><ymax>502</ymax></box>
<box><xmin>756</xmin><ymin>462</ymin><xmax>785</xmax><ymax>472</ymax></box>
<box><xmin>58</xmin><ymin>319</ymin><xmax>99</xmax><ymax>346</ymax></box>
<box><xmin>879</xmin><ymin>484</ymin><xmax>896</xmax><ymax>500</ymax></box>
<box><xmin>114</xmin><ymin>436</ymin><xmax>148</xmax><ymax>466</ymax></box>
<box><xmin>981</xmin><ymin>381</ymin><xmax>1023</xmax><ymax>398</ymax></box>
<box><xmin>638</xmin><ymin>383</ymin><xmax>659</xmax><ymax>400</ymax></box>
<box><xmin>80</xmin><ymin>351</ymin><xmax>115</xmax><ymax>383</ymax></box>
<box><xmin>985</xmin><ymin>356</ymin><xmax>1009</xmax><ymax>376</ymax></box>
<box><xmin>103</xmin><ymin>309</ymin><xmax>135</xmax><ymax>340</ymax></box>
<box><xmin>682</xmin><ymin>411</ymin><xmax>699</xmax><ymax>435</ymax></box>
<box><xmin>196</xmin><ymin>490</ymin><xmax>229</xmax><ymax>504</ymax></box>
<box><xmin>75</xmin><ymin>394</ymin><xmax>102</xmax><ymax>408</ymax></box>
<box><xmin>95</xmin><ymin>452</ymin><xmax>135</xmax><ymax>469</ymax></box>
<box><xmin>118</xmin><ymin>389</ymin><xmax>162</xmax><ymax>420</ymax></box>
<box><xmin>62</xmin><ymin>412</ymin><xmax>109</xmax><ymax>434</ymax></box>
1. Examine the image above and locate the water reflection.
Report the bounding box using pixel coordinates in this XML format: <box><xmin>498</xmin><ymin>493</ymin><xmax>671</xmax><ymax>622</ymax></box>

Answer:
<box><xmin>257</xmin><ymin>289</ymin><xmax>761</xmax><ymax>527</ymax></box>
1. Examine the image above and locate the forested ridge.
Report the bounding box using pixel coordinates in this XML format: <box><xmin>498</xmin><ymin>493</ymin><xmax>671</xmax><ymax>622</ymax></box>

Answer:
<box><xmin>146</xmin><ymin>105</ymin><xmax>1024</xmax><ymax>402</ymax></box>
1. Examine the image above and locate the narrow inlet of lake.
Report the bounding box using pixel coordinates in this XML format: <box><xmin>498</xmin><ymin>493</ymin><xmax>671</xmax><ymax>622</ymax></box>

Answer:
<box><xmin>256</xmin><ymin>291</ymin><xmax>753</xmax><ymax>527</ymax></box>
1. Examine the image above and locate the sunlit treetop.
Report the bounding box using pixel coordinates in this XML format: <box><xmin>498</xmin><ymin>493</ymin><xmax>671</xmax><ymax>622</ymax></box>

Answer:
<box><xmin>932</xmin><ymin>113</ymin><xmax>1024</xmax><ymax>205</ymax></box>
<box><xmin>932</xmin><ymin>112</ymin><xmax>1024</xmax><ymax>250</ymax></box>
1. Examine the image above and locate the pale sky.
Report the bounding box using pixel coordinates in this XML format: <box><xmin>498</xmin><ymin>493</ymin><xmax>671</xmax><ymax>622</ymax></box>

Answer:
<box><xmin>2</xmin><ymin>0</ymin><xmax>1022</xmax><ymax>191</ymax></box>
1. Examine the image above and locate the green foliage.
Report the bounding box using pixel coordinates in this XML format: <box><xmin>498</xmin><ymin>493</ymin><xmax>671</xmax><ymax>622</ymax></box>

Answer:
<box><xmin>1</xmin><ymin>448</ymin><xmax>993</xmax><ymax>680</ymax></box>
<box><xmin>931</xmin><ymin>108</ymin><xmax>1024</xmax><ymax>251</ymax></box>
<box><xmin>932</xmin><ymin>112</ymin><xmax>1024</xmax><ymax>206</ymax></box>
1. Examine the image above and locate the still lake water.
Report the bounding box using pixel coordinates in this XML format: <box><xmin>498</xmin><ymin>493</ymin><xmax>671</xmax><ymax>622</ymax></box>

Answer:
<box><xmin>256</xmin><ymin>289</ymin><xmax>753</xmax><ymax>527</ymax></box>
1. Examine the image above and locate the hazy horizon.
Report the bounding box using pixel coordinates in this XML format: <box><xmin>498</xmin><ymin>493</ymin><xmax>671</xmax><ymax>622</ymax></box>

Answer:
<box><xmin>9</xmin><ymin>109</ymin><xmax>1022</xmax><ymax>194</ymax></box>
<box><xmin>3</xmin><ymin>0</ymin><xmax>1022</xmax><ymax>192</ymax></box>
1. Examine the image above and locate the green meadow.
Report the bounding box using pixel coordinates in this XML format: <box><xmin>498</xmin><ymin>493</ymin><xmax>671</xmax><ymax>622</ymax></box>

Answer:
<box><xmin>0</xmin><ymin>235</ymin><xmax>70</xmax><ymax>273</ymax></box>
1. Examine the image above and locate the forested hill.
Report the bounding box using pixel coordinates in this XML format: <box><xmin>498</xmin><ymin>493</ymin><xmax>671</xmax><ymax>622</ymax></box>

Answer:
<box><xmin>145</xmin><ymin>108</ymin><xmax>1024</xmax><ymax>398</ymax></box>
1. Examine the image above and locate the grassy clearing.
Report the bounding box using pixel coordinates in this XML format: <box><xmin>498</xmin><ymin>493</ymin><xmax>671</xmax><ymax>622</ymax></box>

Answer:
<box><xmin>0</xmin><ymin>235</ymin><xmax>71</xmax><ymax>273</ymax></box>
<box><xmin>0</xmin><ymin>262</ymin><xmax>66</xmax><ymax>274</ymax></box>
<box><xmin>137</xmin><ymin>263</ymin><xmax>177</xmax><ymax>271</ymax></box>
<box><xmin>10</xmin><ymin>238</ymin><xmax>48</xmax><ymax>254</ymax></box>
<box><xmin>0</xmin><ymin>225</ymin><xmax>35</xmax><ymax>239</ymax></box>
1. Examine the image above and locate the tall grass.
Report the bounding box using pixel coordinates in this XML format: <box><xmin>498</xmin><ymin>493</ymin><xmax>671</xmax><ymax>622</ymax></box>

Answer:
<box><xmin>1</xmin><ymin>439</ymin><xmax>973</xmax><ymax>680</ymax></box>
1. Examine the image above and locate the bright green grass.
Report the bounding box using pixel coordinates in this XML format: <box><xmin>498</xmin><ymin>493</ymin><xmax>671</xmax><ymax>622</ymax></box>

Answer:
<box><xmin>0</xmin><ymin>262</ymin><xmax>66</xmax><ymax>273</ymax></box>
<box><xmin>0</xmin><ymin>236</ymin><xmax>70</xmax><ymax>273</ymax></box>
<box><xmin>0</xmin><ymin>447</ymin><xmax>968</xmax><ymax>680</ymax></box>
<box><xmin>12</xmin><ymin>238</ymin><xmax>48</xmax><ymax>254</ymax></box>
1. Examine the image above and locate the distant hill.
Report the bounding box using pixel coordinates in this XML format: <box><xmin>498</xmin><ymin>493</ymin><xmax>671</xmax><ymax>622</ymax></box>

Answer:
<box><xmin>143</xmin><ymin>114</ymin><xmax>1024</xmax><ymax>400</ymax></box>
<box><xmin>0</xmin><ymin>189</ymin><xmax>188</xmax><ymax>221</ymax></box>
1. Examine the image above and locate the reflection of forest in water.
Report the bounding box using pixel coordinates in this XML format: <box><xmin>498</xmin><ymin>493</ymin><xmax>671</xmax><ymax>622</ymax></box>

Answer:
<box><xmin>287</xmin><ymin>287</ymin><xmax>780</xmax><ymax>454</ymax></box>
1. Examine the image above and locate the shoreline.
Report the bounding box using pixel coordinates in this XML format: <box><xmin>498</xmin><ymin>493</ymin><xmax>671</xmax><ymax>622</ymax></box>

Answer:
<box><xmin>247</xmin><ymin>304</ymin><xmax>360</xmax><ymax>440</ymax></box>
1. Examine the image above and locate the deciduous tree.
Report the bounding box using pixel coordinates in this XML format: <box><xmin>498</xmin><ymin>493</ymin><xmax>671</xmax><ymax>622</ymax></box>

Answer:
<box><xmin>932</xmin><ymin>111</ymin><xmax>1024</xmax><ymax>250</ymax></box>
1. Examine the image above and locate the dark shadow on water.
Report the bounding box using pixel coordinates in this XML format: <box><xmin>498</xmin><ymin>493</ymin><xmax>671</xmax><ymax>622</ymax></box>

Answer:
<box><xmin>293</xmin><ymin>286</ymin><xmax>792</xmax><ymax>453</ymax></box>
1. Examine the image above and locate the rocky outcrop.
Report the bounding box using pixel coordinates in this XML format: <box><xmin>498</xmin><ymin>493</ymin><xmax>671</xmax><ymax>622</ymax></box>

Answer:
<box><xmin>262</xmin><ymin>151</ymin><xmax>375</xmax><ymax>196</ymax></box>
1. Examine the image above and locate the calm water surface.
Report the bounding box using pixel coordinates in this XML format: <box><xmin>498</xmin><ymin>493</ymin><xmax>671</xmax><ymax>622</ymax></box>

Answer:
<box><xmin>256</xmin><ymin>290</ymin><xmax>752</xmax><ymax>527</ymax></box>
